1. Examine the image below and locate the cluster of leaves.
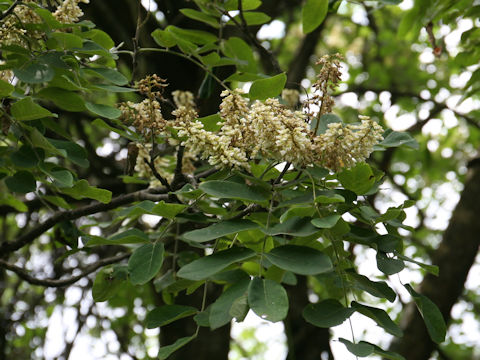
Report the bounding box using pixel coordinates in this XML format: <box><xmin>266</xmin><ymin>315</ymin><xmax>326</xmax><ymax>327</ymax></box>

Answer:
<box><xmin>0</xmin><ymin>0</ymin><xmax>453</xmax><ymax>359</ymax></box>
<box><xmin>0</xmin><ymin>1</ymin><xmax>132</xmax><ymax>209</ymax></box>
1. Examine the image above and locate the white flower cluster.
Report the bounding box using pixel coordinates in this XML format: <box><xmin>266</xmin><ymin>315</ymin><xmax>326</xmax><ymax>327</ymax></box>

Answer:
<box><xmin>0</xmin><ymin>1</ymin><xmax>41</xmax><ymax>46</ymax></box>
<box><xmin>172</xmin><ymin>91</ymin><xmax>384</xmax><ymax>172</ymax></box>
<box><xmin>120</xmin><ymin>79</ymin><xmax>383</xmax><ymax>175</ymax></box>
<box><xmin>0</xmin><ymin>0</ymin><xmax>88</xmax><ymax>46</ymax></box>
<box><xmin>119</xmin><ymin>99</ymin><xmax>166</xmax><ymax>139</ymax></box>
<box><xmin>314</xmin><ymin>116</ymin><xmax>384</xmax><ymax>171</ymax></box>
<box><xmin>248</xmin><ymin>98</ymin><xmax>313</xmax><ymax>167</ymax></box>
<box><xmin>172</xmin><ymin>90</ymin><xmax>195</xmax><ymax>109</ymax></box>
<box><xmin>53</xmin><ymin>0</ymin><xmax>90</xmax><ymax>24</ymax></box>
<box><xmin>174</xmin><ymin>95</ymin><xmax>250</xmax><ymax>168</ymax></box>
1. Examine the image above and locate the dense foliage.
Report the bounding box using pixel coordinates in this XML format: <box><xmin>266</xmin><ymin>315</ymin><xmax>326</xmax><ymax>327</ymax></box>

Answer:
<box><xmin>1</xmin><ymin>0</ymin><xmax>479</xmax><ymax>359</ymax></box>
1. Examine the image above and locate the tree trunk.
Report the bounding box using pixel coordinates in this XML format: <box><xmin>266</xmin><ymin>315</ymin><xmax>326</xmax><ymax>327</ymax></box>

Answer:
<box><xmin>389</xmin><ymin>163</ymin><xmax>480</xmax><ymax>359</ymax></box>
<box><xmin>285</xmin><ymin>276</ymin><xmax>333</xmax><ymax>360</ymax></box>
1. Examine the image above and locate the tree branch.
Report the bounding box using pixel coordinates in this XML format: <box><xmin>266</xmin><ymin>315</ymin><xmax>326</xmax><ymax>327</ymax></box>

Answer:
<box><xmin>215</xmin><ymin>2</ymin><xmax>282</xmax><ymax>74</ymax></box>
<box><xmin>0</xmin><ymin>0</ymin><xmax>20</xmax><ymax>21</ymax></box>
<box><xmin>144</xmin><ymin>157</ymin><xmax>172</xmax><ymax>190</ymax></box>
<box><xmin>0</xmin><ymin>187</ymin><xmax>168</xmax><ymax>255</ymax></box>
<box><xmin>171</xmin><ymin>146</ymin><xmax>186</xmax><ymax>189</ymax></box>
<box><xmin>0</xmin><ymin>253</ymin><xmax>129</xmax><ymax>287</ymax></box>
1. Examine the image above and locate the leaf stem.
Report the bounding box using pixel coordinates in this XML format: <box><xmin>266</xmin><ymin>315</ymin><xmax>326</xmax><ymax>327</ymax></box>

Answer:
<box><xmin>138</xmin><ymin>47</ymin><xmax>229</xmax><ymax>90</ymax></box>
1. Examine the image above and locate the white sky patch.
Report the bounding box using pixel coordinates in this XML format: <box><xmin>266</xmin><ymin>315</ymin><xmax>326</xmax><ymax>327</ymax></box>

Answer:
<box><xmin>444</xmin><ymin>19</ymin><xmax>473</xmax><ymax>56</ymax></box>
<box><xmin>422</xmin><ymin>118</ymin><xmax>443</xmax><ymax>136</ymax></box>
<box><xmin>398</xmin><ymin>0</ymin><xmax>413</xmax><ymax>10</ymax></box>
<box><xmin>142</xmin><ymin>214</ymin><xmax>162</xmax><ymax>227</ymax></box>
<box><xmin>230</xmin><ymin>311</ymin><xmax>287</xmax><ymax>359</ymax></box>
<box><xmin>140</xmin><ymin>0</ymin><xmax>157</xmax><ymax>12</ymax></box>
<box><xmin>257</xmin><ymin>20</ymin><xmax>286</xmax><ymax>40</ymax></box>
<box><xmin>241</xmin><ymin>81</ymin><xmax>252</xmax><ymax>93</ymax></box>
<box><xmin>339</xmin><ymin>92</ymin><xmax>359</xmax><ymax>108</ymax></box>
<box><xmin>351</xmin><ymin>5</ymin><xmax>368</xmax><ymax>26</ymax></box>
<box><xmin>96</xmin><ymin>141</ymin><xmax>115</xmax><ymax>157</ymax></box>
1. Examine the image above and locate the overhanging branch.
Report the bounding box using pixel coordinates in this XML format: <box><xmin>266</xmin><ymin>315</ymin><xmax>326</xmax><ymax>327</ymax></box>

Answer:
<box><xmin>0</xmin><ymin>253</ymin><xmax>130</xmax><ymax>287</ymax></box>
<box><xmin>0</xmin><ymin>187</ymin><xmax>168</xmax><ymax>255</ymax></box>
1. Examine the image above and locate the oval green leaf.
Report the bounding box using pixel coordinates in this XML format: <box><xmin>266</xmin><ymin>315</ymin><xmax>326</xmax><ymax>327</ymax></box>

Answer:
<box><xmin>339</xmin><ymin>338</ymin><xmax>374</xmax><ymax>357</ymax></box>
<box><xmin>249</xmin><ymin>72</ymin><xmax>287</xmax><ymax>100</ymax></box>
<box><xmin>158</xmin><ymin>335</ymin><xmax>196</xmax><ymax>360</ymax></box>
<box><xmin>37</xmin><ymin>87</ymin><xmax>85</xmax><ymax>112</ymax></box>
<box><xmin>347</xmin><ymin>272</ymin><xmax>396</xmax><ymax>302</ymax></box>
<box><xmin>248</xmin><ymin>277</ymin><xmax>288</xmax><ymax>322</ymax></box>
<box><xmin>151</xmin><ymin>28</ymin><xmax>177</xmax><ymax>48</ymax></box>
<box><xmin>311</xmin><ymin>215</ymin><xmax>341</xmax><ymax>229</ymax></box>
<box><xmin>302</xmin><ymin>0</ymin><xmax>328</xmax><ymax>34</ymax></box>
<box><xmin>199</xmin><ymin>180</ymin><xmax>270</xmax><ymax>202</ymax></box>
<box><xmin>263</xmin><ymin>216</ymin><xmax>319</xmax><ymax>237</ymax></box>
<box><xmin>128</xmin><ymin>242</ymin><xmax>165</xmax><ymax>285</ymax></box>
<box><xmin>0</xmin><ymin>79</ymin><xmax>14</xmax><ymax>97</ymax></box>
<box><xmin>351</xmin><ymin>301</ymin><xmax>403</xmax><ymax>337</ymax></box>
<box><xmin>177</xmin><ymin>247</ymin><xmax>255</xmax><ymax>281</ymax></box>
<box><xmin>180</xmin><ymin>8</ymin><xmax>219</xmax><ymax>28</ymax></box>
<box><xmin>183</xmin><ymin>219</ymin><xmax>259</xmax><ymax>243</ymax></box>
<box><xmin>209</xmin><ymin>278</ymin><xmax>250</xmax><ymax>329</ymax></box>
<box><xmin>404</xmin><ymin>284</ymin><xmax>446</xmax><ymax>344</ymax></box>
<box><xmin>338</xmin><ymin>163</ymin><xmax>375</xmax><ymax>195</ymax></box>
<box><xmin>151</xmin><ymin>201</ymin><xmax>187</xmax><ymax>219</ymax></box>
<box><xmin>92</xmin><ymin>265</ymin><xmax>128</xmax><ymax>302</ymax></box>
<box><xmin>146</xmin><ymin>304</ymin><xmax>198</xmax><ymax>328</ymax></box>
<box><xmin>88</xmin><ymin>67</ymin><xmax>128</xmax><ymax>85</ymax></box>
<box><xmin>11</xmin><ymin>97</ymin><xmax>53</xmax><ymax>121</ymax></box>
<box><xmin>376</xmin><ymin>252</ymin><xmax>405</xmax><ymax>275</ymax></box>
<box><xmin>86</xmin><ymin>102</ymin><xmax>121</xmax><ymax>119</ymax></box>
<box><xmin>303</xmin><ymin>299</ymin><xmax>354</xmax><ymax>328</ymax></box>
<box><xmin>60</xmin><ymin>179</ymin><xmax>112</xmax><ymax>204</ymax></box>
<box><xmin>14</xmin><ymin>61</ymin><xmax>55</xmax><ymax>83</ymax></box>
<box><xmin>5</xmin><ymin>171</ymin><xmax>36</xmax><ymax>193</ymax></box>
<box><xmin>264</xmin><ymin>245</ymin><xmax>332</xmax><ymax>275</ymax></box>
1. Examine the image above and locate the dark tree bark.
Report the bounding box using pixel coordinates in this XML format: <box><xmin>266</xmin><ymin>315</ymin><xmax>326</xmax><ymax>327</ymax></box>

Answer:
<box><xmin>285</xmin><ymin>276</ymin><xmax>333</xmax><ymax>360</ymax></box>
<box><xmin>159</xmin><ymin>283</ymin><xmax>231</xmax><ymax>360</ymax></box>
<box><xmin>389</xmin><ymin>163</ymin><xmax>480</xmax><ymax>359</ymax></box>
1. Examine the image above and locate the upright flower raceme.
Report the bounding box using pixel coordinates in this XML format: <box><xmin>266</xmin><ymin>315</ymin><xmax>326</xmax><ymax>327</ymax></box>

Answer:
<box><xmin>0</xmin><ymin>0</ymin><xmax>89</xmax><ymax>47</ymax></box>
<box><xmin>53</xmin><ymin>0</ymin><xmax>90</xmax><ymax>24</ymax></box>
<box><xmin>121</xmin><ymin>59</ymin><xmax>384</xmax><ymax>181</ymax></box>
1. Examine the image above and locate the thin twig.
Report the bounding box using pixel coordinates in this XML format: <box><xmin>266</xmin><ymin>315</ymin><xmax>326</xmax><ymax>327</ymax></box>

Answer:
<box><xmin>143</xmin><ymin>157</ymin><xmax>172</xmax><ymax>190</ymax></box>
<box><xmin>171</xmin><ymin>146</ymin><xmax>185</xmax><ymax>189</ymax></box>
<box><xmin>274</xmin><ymin>162</ymin><xmax>291</xmax><ymax>184</ymax></box>
<box><xmin>131</xmin><ymin>2</ymin><xmax>150</xmax><ymax>83</ymax></box>
<box><xmin>0</xmin><ymin>253</ymin><xmax>129</xmax><ymax>287</ymax></box>
<box><xmin>0</xmin><ymin>187</ymin><xmax>169</xmax><ymax>254</ymax></box>
<box><xmin>195</xmin><ymin>166</ymin><xmax>220</xmax><ymax>180</ymax></box>
<box><xmin>215</xmin><ymin>1</ymin><xmax>282</xmax><ymax>74</ymax></box>
<box><xmin>0</xmin><ymin>0</ymin><xmax>21</xmax><ymax>21</ymax></box>
<box><xmin>138</xmin><ymin>48</ymin><xmax>229</xmax><ymax>90</ymax></box>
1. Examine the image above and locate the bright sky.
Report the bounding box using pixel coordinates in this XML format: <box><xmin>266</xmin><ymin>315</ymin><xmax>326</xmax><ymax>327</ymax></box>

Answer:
<box><xmin>38</xmin><ymin>1</ymin><xmax>480</xmax><ymax>359</ymax></box>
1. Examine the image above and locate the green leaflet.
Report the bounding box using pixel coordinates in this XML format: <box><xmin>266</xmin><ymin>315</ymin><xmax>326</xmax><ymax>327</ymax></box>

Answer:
<box><xmin>183</xmin><ymin>219</ymin><xmax>259</xmax><ymax>243</ymax></box>
<box><xmin>128</xmin><ymin>242</ymin><xmax>165</xmax><ymax>285</ymax></box>
<box><xmin>302</xmin><ymin>0</ymin><xmax>329</xmax><ymax>34</ymax></box>
<box><xmin>177</xmin><ymin>247</ymin><xmax>256</xmax><ymax>281</ymax></box>
<box><xmin>146</xmin><ymin>305</ymin><xmax>198</xmax><ymax>328</ymax></box>
<box><xmin>200</xmin><ymin>180</ymin><xmax>270</xmax><ymax>202</ymax></box>
<box><xmin>404</xmin><ymin>284</ymin><xmax>446</xmax><ymax>344</ymax></box>
<box><xmin>303</xmin><ymin>299</ymin><xmax>354</xmax><ymax>328</ymax></box>
<box><xmin>264</xmin><ymin>245</ymin><xmax>332</xmax><ymax>275</ymax></box>
<box><xmin>249</xmin><ymin>73</ymin><xmax>287</xmax><ymax>100</ymax></box>
<box><xmin>248</xmin><ymin>277</ymin><xmax>288</xmax><ymax>322</ymax></box>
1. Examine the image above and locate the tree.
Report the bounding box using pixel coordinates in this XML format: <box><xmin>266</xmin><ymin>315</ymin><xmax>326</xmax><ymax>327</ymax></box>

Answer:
<box><xmin>1</xmin><ymin>1</ymin><xmax>478</xmax><ymax>359</ymax></box>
